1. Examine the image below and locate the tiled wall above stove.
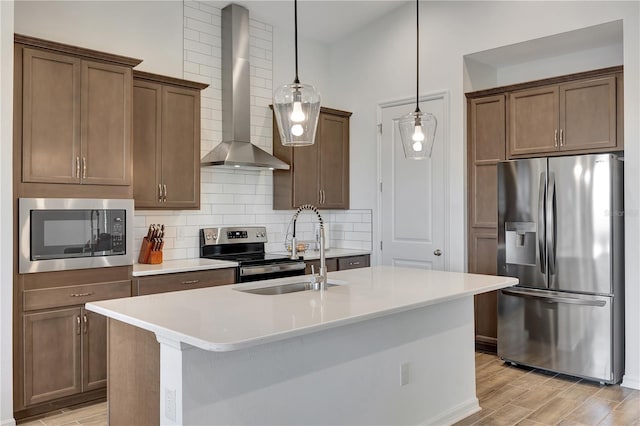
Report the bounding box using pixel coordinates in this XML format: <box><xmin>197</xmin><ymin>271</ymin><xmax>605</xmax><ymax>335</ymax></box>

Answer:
<box><xmin>133</xmin><ymin>1</ymin><xmax>372</xmax><ymax>261</ymax></box>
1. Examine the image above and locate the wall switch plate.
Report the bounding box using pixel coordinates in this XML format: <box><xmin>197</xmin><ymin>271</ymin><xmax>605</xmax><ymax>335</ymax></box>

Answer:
<box><xmin>400</xmin><ymin>362</ymin><xmax>410</xmax><ymax>386</ymax></box>
<box><xmin>165</xmin><ymin>388</ymin><xmax>177</xmax><ymax>421</ymax></box>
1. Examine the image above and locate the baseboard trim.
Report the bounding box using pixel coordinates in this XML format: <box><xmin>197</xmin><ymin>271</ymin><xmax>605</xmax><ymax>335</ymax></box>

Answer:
<box><xmin>422</xmin><ymin>397</ymin><xmax>480</xmax><ymax>426</ymax></box>
<box><xmin>621</xmin><ymin>374</ymin><xmax>640</xmax><ymax>390</ymax></box>
<box><xmin>1</xmin><ymin>418</ymin><xmax>16</xmax><ymax>426</ymax></box>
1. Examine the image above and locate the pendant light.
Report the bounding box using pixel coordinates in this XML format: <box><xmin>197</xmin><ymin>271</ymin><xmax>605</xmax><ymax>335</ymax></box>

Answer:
<box><xmin>398</xmin><ymin>0</ymin><xmax>437</xmax><ymax>159</ymax></box>
<box><xmin>273</xmin><ymin>0</ymin><xmax>321</xmax><ymax>147</ymax></box>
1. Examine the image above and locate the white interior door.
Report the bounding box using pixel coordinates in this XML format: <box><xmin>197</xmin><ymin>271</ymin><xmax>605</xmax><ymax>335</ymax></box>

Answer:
<box><xmin>380</xmin><ymin>95</ymin><xmax>447</xmax><ymax>270</ymax></box>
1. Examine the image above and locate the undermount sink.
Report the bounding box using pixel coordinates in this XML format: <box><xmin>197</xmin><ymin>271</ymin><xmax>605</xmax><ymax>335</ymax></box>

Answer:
<box><xmin>236</xmin><ymin>279</ymin><xmax>345</xmax><ymax>295</ymax></box>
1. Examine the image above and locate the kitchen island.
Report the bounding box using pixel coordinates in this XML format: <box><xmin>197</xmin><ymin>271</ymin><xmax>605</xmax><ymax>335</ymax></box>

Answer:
<box><xmin>87</xmin><ymin>266</ymin><xmax>517</xmax><ymax>425</ymax></box>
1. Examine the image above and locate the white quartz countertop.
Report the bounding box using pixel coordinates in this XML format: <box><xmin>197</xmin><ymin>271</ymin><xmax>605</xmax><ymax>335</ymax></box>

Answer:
<box><xmin>271</xmin><ymin>248</ymin><xmax>371</xmax><ymax>261</ymax></box>
<box><xmin>87</xmin><ymin>266</ymin><xmax>517</xmax><ymax>352</ymax></box>
<box><xmin>132</xmin><ymin>258</ymin><xmax>238</xmax><ymax>277</ymax></box>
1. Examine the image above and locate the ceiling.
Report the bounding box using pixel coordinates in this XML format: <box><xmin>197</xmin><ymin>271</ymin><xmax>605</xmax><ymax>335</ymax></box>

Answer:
<box><xmin>226</xmin><ymin>0</ymin><xmax>408</xmax><ymax>44</ymax></box>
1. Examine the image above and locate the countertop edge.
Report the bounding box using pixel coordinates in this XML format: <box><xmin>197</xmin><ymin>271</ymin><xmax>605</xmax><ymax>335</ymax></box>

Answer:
<box><xmin>132</xmin><ymin>260</ymin><xmax>239</xmax><ymax>277</ymax></box>
<box><xmin>86</xmin><ymin>276</ymin><xmax>517</xmax><ymax>352</ymax></box>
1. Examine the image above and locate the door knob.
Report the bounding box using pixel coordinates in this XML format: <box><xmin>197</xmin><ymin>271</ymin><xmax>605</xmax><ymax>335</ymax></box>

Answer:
<box><xmin>434</xmin><ymin>249</ymin><xmax>442</xmax><ymax>256</ymax></box>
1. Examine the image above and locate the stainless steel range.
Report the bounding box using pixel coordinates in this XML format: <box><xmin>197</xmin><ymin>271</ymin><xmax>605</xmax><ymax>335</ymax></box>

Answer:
<box><xmin>200</xmin><ymin>226</ymin><xmax>306</xmax><ymax>283</ymax></box>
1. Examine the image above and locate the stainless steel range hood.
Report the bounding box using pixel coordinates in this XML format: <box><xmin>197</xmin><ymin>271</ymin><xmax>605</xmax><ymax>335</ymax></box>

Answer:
<box><xmin>201</xmin><ymin>4</ymin><xmax>289</xmax><ymax>171</ymax></box>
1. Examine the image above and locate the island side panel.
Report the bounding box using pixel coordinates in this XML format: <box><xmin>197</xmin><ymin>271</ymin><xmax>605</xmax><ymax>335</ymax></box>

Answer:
<box><xmin>167</xmin><ymin>296</ymin><xmax>479</xmax><ymax>425</ymax></box>
<box><xmin>108</xmin><ymin>318</ymin><xmax>160</xmax><ymax>425</ymax></box>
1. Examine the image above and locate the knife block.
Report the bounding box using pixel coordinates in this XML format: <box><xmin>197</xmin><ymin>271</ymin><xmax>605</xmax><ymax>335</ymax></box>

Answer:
<box><xmin>138</xmin><ymin>237</ymin><xmax>163</xmax><ymax>264</ymax></box>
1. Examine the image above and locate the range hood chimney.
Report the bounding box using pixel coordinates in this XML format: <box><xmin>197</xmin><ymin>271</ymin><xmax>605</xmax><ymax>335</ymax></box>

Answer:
<box><xmin>201</xmin><ymin>4</ymin><xmax>289</xmax><ymax>170</ymax></box>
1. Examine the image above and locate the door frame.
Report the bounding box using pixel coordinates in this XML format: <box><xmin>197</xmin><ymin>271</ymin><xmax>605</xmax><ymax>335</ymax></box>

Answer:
<box><xmin>375</xmin><ymin>91</ymin><xmax>451</xmax><ymax>270</ymax></box>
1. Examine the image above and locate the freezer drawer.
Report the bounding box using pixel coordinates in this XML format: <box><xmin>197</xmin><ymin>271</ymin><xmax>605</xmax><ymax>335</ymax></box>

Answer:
<box><xmin>498</xmin><ymin>287</ymin><xmax>622</xmax><ymax>383</ymax></box>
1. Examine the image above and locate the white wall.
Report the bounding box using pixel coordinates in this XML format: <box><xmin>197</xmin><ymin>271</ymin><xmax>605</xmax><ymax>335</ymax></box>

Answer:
<box><xmin>0</xmin><ymin>2</ymin><xmax>15</xmax><ymax>423</ymax></box>
<box><xmin>328</xmin><ymin>0</ymin><xmax>639</xmax><ymax>389</ymax></box>
<box><xmin>14</xmin><ymin>0</ymin><xmax>184</xmax><ymax>77</ymax></box>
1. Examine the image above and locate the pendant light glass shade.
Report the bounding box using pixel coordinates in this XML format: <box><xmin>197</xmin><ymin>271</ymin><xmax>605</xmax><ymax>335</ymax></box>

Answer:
<box><xmin>273</xmin><ymin>82</ymin><xmax>321</xmax><ymax>146</ymax></box>
<box><xmin>399</xmin><ymin>0</ymin><xmax>437</xmax><ymax>159</ymax></box>
<box><xmin>398</xmin><ymin>110</ymin><xmax>437</xmax><ymax>159</ymax></box>
<box><xmin>273</xmin><ymin>0</ymin><xmax>321</xmax><ymax>147</ymax></box>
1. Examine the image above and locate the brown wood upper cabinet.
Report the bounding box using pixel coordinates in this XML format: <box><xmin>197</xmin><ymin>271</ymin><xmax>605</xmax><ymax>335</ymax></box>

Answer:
<box><xmin>508</xmin><ymin>75</ymin><xmax>620</xmax><ymax>157</ymax></box>
<box><xmin>19</xmin><ymin>40</ymin><xmax>137</xmax><ymax>186</ymax></box>
<box><xmin>133</xmin><ymin>71</ymin><xmax>208</xmax><ymax>209</ymax></box>
<box><xmin>273</xmin><ymin>107</ymin><xmax>351</xmax><ymax>210</ymax></box>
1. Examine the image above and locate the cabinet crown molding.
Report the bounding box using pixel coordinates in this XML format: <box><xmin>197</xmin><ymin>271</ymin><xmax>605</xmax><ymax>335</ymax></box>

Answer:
<box><xmin>15</xmin><ymin>33</ymin><xmax>142</xmax><ymax>67</ymax></box>
<box><xmin>465</xmin><ymin>65</ymin><xmax>623</xmax><ymax>99</ymax></box>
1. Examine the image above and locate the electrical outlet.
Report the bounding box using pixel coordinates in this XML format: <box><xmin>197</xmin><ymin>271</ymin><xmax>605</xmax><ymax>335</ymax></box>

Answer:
<box><xmin>165</xmin><ymin>388</ymin><xmax>176</xmax><ymax>421</ymax></box>
<box><xmin>400</xmin><ymin>362</ymin><xmax>410</xmax><ymax>386</ymax></box>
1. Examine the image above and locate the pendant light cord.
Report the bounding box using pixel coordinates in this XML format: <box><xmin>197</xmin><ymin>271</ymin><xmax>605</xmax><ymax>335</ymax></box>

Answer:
<box><xmin>294</xmin><ymin>0</ymin><xmax>300</xmax><ymax>84</ymax></box>
<box><xmin>415</xmin><ymin>0</ymin><xmax>420</xmax><ymax>113</ymax></box>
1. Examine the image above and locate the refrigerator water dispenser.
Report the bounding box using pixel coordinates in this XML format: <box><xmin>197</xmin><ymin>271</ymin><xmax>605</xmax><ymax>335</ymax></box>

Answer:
<box><xmin>505</xmin><ymin>222</ymin><xmax>537</xmax><ymax>266</ymax></box>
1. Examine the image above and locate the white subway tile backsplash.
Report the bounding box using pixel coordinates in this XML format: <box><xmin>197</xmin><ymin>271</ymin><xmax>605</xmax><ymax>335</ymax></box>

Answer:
<box><xmin>198</xmin><ymin>2</ymin><xmax>220</xmax><ymax>16</ymax></box>
<box><xmin>184</xmin><ymin>5</ymin><xmax>213</xmax><ymax>24</ymax></box>
<box><xmin>199</xmin><ymin>33</ymin><xmax>221</xmax><ymax>49</ymax></box>
<box><xmin>184</xmin><ymin>28</ymin><xmax>200</xmax><ymax>41</ymax></box>
<box><xmin>134</xmin><ymin>2</ymin><xmax>372</xmax><ymax>262</ymax></box>
<box><xmin>184</xmin><ymin>17</ymin><xmax>218</xmax><ymax>35</ymax></box>
<box><xmin>185</xmin><ymin>50</ymin><xmax>219</xmax><ymax>68</ymax></box>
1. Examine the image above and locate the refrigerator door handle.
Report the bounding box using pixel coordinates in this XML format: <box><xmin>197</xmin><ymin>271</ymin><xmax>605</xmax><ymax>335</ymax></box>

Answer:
<box><xmin>538</xmin><ymin>172</ymin><xmax>546</xmax><ymax>274</ymax></box>
<box><xmin>547</xmin><ymin>172</ymin><xmax>557</xmax><ymax>275</ymax></box>
<box><xmin>502</xmin><ymin>288</ymin><xmax>606</xmax><ymax>307</ymax></box>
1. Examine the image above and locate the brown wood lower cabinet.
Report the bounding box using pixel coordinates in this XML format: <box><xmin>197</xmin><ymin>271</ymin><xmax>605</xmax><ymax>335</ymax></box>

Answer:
<box><xmin>304</xmin><ymin>254</ymin><xmax>370</xmax><ymax>274</ymax></box>
<box><xmin>22</xmin><ymin>306</ymin><xmax>110</xmax><ymax>407</ymax></box>
<box><xmin>108</xmin><ymin>319</ymin><xmax>159</xmax><ymax>426</ymax></box>
<box><xmin>133</xmin><ymin>268</ymin><xmax>236</xmax><ymax>296</ymax></box>
<box><xmin>23</xmin><ymin>308</ymin><xmax>82</xmax><ymax>406</ymax></box>
<box><xmin>305</xmin><ymin>258</ymin><xmax>338</xmax><ymax>274</ymax></box>
<box><xmin>15</xmin><ymin>268</ymin><xmax>131</xmax><ymax>420</ymax></box>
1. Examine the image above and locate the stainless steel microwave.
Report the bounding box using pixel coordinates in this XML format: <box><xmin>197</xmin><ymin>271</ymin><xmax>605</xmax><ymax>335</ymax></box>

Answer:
<box><xmin>19</xmin><ymin>198</ymin><xmax>134</xmax><ymax>273</ymax></box>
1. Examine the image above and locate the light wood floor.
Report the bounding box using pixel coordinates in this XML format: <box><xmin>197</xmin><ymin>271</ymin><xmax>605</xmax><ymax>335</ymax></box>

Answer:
<box><xmin>456</xmin><ymin>352</ymin><xmax>640</xmax><ymax>426</ymax></box>
<box><xmin>19</xmin><ymin>352</ymin><xmax>640</xmax><ymax>425</ymax></box>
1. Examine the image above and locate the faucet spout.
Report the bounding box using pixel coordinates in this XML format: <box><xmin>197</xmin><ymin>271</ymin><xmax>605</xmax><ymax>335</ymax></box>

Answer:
<box><xmin>290</xmin><ymin>204</ymin><xmax>327</xmax><ymax>290</ymax></box>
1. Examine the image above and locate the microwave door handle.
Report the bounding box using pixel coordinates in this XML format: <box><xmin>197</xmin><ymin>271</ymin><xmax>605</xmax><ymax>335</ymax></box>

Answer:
<box><xmin>547</xmin><ymin>172</ymin><xmax>556</xmax><ymax>275</ymax></box>
<box><xmin>538</xmin><ymin>172</ymin><xmax>546</xmax><ymax>275</ymax></box>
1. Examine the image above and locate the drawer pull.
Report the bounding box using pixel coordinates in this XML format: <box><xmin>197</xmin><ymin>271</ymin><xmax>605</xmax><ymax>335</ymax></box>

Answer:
<box><xmin>70</xmin><ymin>292</ymin><xmax>94</xmax><ymax>298</ymax></box>
<box><xmin>349</xmin><ymin>261</ymin><xmax>360</xmax><ymax>266</ymax></box>
<box><xmin>181</xmin><ymin>280</ymin><xmax>200</xmax><ymax>285</ymax></box>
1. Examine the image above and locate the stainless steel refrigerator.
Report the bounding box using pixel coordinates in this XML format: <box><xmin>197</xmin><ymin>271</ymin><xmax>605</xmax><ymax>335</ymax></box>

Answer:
<box><xmin>497</xmin><ymin>153</ymin><xmax>624</xmax><ymax>384</ymax></box>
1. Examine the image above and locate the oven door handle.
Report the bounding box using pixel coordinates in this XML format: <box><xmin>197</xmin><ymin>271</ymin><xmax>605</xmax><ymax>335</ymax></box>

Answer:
<box><xmin>240</xmin><ymin>262</ymin><xmax>306</xmax><ymax>276</ymax></box>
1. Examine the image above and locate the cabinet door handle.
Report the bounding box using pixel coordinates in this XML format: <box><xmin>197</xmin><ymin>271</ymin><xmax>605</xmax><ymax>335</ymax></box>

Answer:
<box><xmin>158</xmin><ymin>184</ymin><xmax>163</xmax><ymax>202</ymax></box>
<box><xmin>70</xmin><ymin>292</ymin><xmax>94</xmax><ymax>298</ymax></box>
<box><xmin>181</xmin><ymin>280</ymin><xmax>200</xmax><ymax>285</ymax></box>
<box><xmin>82</xmin><ymin>157</ymin><xmax>87</xmax><ymax>179</ymax></box>
<box><xmin>163</xmin><ymin>184</ymin><xmax>167</xmax><ymax>202</ymax></box>
<box><xmin>83</xmin><ymin>314</ymin><xmax>88</xmax><ymax>334</ymax></box>
<box><xmin>75</xmin><ymin>156</ymin><xmax>80</xmax><ymax>178</ymax></box>
<box><xmin>560</xmin><ymin>129</ymin><xmax>564</xmax><ymax>146</ymax></box>
<box><xmin>76</xmin><ymin>315</ymin><xmax>81</xmax><ymax>335</ymax></box>
<box><xmin>554</xmin><ymin>129</ymin><xmax>558</xmax><ymax>147</ymax></box>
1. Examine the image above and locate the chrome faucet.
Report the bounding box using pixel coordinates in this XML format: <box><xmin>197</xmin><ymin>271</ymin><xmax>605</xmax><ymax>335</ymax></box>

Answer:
<box><xmin>290</xmin><ymin>204</ymin><xmax>327</xmax><ymax>290</ymax></box>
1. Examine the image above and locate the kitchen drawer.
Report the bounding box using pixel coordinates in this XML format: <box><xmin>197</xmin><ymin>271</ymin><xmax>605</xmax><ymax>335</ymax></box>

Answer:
<box><xmin>337</xmin><ymin>255</ymin><xmax>370</xmax><ymax>270</ymax></box>
<box><xmin>23</xmin><ymin>280</ymin><xmax>131</xmax><ymax>312</ymax></box>
<box><xmin>304</xmin><ymin>258</ymin><xmax>338</xmax><ymax>274</ymax></box>
<box><xmin>134</xmin><ymin>268</ymin><xmax>235</xmax><ymax>296</ymax></box>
